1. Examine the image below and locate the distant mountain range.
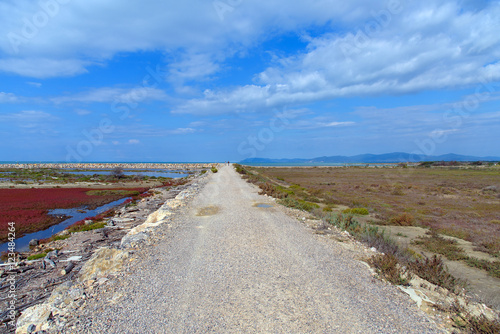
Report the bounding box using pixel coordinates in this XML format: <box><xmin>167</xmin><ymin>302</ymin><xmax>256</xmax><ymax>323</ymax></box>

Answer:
<box><xmin>240</xmin><ymin>152</ymin><xmax>500</xmax><ymax>164</ymax></box>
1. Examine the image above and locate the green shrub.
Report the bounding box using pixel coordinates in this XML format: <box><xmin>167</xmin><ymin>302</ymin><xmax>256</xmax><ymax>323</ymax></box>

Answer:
<box><xmin>343</xmin><ymin>207</ymin><xmax>369</xmax><ymax>215</ymax></box>
<box><xmin>42</xmin><ymin>234</ymin><xmax>70</xmax><ymax>243</ymax></box>
<box><xmin>27</xmin><ymin>252</ymin><xmax>48</xmax><ymax>261</ymax></box>
<box><xmin>278</xmin><ymin>198</ymin><xmax>319</xmax><ymax>212</ymax></box>
<box><xmin>325</xmin><ymin>213</ymin><xmax>362</xmax><ymax>234</ymax></box>
<box><xmin>413</xmin><ymin>232</ymin><xmax>468</xmax><ymax>261</ymax></box>
<box><xmin>233</xmin><ymin>164</ymin><xmax>246</xmax><ymax>174</ymax></box>
<box><xmin>67</xmin><ymin>221</ymin><xmax>106</xmax><ymax>233</ymax></box>
<box><xmin>391</xmin><ymin>184</ymin><xmax>405</xmax><ymax>195</ymax></box>
<box><xmin>211</xmin><ymin>167</ymin><xmax>218</xmax><ymax>173</ymax></box>
<box><xmin>464</xmin><ymin>257</ymin><xmax>500</xmax><ymax>279</ymax></box>
<box><xmin>86</xmin><ymin>189</ymin><xmax>140</xmax><ymax>197</ymax></box>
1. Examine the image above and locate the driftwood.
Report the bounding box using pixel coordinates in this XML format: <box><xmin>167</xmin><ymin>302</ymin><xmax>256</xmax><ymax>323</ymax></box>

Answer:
<box><xmin>60</xmin><ymin>262</ymin><xmax>75</xmax><ymax>276</ymax></box>
<box><xmin>0</xmin><ymin>266</ymin><xmax>35</xmax><ymax>275</ymax></box>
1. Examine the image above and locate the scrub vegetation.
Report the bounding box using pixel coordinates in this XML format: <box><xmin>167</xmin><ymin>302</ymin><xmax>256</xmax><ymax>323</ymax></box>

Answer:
<box><xmin>235</xmin><ymin>163</ymin><xmax>500</xmax><ymax>331</ymax></box>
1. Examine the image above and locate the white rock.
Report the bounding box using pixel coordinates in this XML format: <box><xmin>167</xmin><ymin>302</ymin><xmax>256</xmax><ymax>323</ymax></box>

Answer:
<box><xmin>78</xmin><ymin>248</ymin><xmax>130</xmax><ymax>282</ymax></box>
<box><xmin>121</xmin><ymin>232</ymin><xmax>149</xmax><ymax>248</ymax></box>
<box><xmin>16</xmin><ymin>304</ymin><xmax>53</xmax><ymax>334</ymax></box>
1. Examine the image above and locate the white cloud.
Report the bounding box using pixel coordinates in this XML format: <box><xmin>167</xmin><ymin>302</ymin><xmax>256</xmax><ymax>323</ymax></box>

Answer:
<box><xmin>0</xmin><ymin>92</ymin><xmax>18</xmax><ymax>103</ymax></box>
<box><xmin>52</xmin><ymin>87</ymin><xmax>168</xmax><ymax>104</ymax></box>
<box><xmin>26</xmin><ymin>81</ymin><xmax>41</xmax><ymax>87</ymax></box>
<box><xmin>0</xmin><ymin>110</ymin><xmax>56</xmax><ymax>123</ymax></box>
<box><xmin>325</xmin><ymin>121</ymin><xmax>355</xmax><ymax>127</ymax></box>
<box><xmin>128</xmin><ymin>139</ymin><xmax>140</xmax><ymax>144</ymax></box>
<box><xmin>169</xmin><ymin>127</ymin><xmax>196</xmax><ymax>135</ymax></box>
<box><xmin>0</xmin><ymin>110</ymin><xmax>59</xmax><ymax>133</ymax></box>
<box><xmin>74</xmin><ymin>109</ymin><xmax>91</xmax><ymax>116</ymax></box>
<box><xmin>430</xmin><ymin>128</ymin><xmax>460</xmax><ymax>137</ymax></box>
<box><xmin>0</xmin><ymin>58</ymin><xmax>91</xmax><ymax>78</ymax></box>
<box><xmin>168</xmin><ymin>53</ymin><xmax>221</xmax><ymax>85</ymax></box>
<box><xmin>112</xmin><ymin>140</ymin><xmax>119</xmax><ymax>145</ymax></box>
<box><xmin>173</xmin><ymin>1</ymin><xmax>500</xmax><ymax>114</ymax></box>
<box><xmin>1</xmin><ymin>0</ymin><xmax>499</xmax><ymax>124</ymax></box>
<box><xmin>287</xmin><ymin>117</ymin><xmax>355</xmax><ymax>130</ymax></box>
<box><xmin>0</xmin><ymin>0</ymin><xmax>397</xmax><ymax>78</ymax></box>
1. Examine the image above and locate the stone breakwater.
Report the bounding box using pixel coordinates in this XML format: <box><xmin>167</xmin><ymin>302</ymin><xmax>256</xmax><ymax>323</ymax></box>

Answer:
<box><xmin>0</xmin><ymin>163</ymin><xmax>217</xmax><ymax>170</ymax></box>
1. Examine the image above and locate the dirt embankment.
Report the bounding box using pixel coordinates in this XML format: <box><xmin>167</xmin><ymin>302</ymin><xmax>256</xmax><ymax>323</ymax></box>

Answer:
<box><xmin>0</xmin><ymin>172</ymin><xmax>208</xmax><ymax>333</ymax></box>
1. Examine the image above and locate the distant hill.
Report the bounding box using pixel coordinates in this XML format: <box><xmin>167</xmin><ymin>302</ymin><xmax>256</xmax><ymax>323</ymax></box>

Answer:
<box><xmin>240</xmin><ymin>152</ymin><xmax>500</xmax><ymax>164</ymax></box>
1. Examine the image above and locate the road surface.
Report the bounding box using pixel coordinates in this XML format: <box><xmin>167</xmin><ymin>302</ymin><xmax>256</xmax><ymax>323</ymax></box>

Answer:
<box><xmin>73</xmin><ymin>165</ymin><xmax>442</xmax><ymax>333</ymax></box>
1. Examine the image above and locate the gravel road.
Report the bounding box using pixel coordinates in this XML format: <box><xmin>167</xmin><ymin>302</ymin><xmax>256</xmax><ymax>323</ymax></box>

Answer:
<box><xmin>73</xmin><ymin>165</ymin><xmax>443</xmax><ymax>333</ymax></box>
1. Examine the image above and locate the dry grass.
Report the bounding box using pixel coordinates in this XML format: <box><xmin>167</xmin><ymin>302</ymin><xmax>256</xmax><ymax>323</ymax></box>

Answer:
<box><xmin>410</xmin><ymin>255</ymin><xmax>466</xmax><ymax>292</ymax></box>
<box><xmin>413</xmin><ymin>231</ymin><xmax>468</xmax><ymax>261</ymax></box>
<box><xmin>368</xmin><ymin>254</ymin><xmax>412</xmax><ymax>286</ymax></box>
<box><xmin>250</xmin><ymin>166</ymin><xmax>500</xmax><ymax>256</ymax></box>
<box><xmin>237</xmin><ymin>164</ymin><xmax>469</xmax><ymax>294</ymax></box>
<box><xmin>448</xmin><ymin>301</ymin><xmax>500</xmax><ymax>333</ymax></box>
<box><xmin>388</xmin><ymin>213</ymin><xmax>415</xmax><ymax>226</ymax></box>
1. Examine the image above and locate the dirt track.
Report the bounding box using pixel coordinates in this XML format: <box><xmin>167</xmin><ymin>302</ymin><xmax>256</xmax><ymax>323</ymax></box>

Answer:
<box><xmin>72</xmin><ymin>165</ymin><xmax>443</xmax><ymax>333</ymax></box>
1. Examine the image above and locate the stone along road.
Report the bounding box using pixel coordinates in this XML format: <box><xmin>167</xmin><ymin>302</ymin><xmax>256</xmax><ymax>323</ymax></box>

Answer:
<box><xmin>73</xmin><ymin>165</ymin><xmax>443</xmax><ymax>333</ymax></box>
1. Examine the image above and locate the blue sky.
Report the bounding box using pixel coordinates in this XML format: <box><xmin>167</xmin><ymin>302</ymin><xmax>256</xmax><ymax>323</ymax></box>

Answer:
<box><xmin>0</xmin><ymin>0</ymin><xmax>499</xmax><ymax>162</ymax></box>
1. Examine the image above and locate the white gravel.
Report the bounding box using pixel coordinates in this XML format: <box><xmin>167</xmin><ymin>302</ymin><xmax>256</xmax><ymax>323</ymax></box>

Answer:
<box><xmin>69</xmin><ymin>165</ymin><xmax>444</xmax><ymax>333</ymax></box>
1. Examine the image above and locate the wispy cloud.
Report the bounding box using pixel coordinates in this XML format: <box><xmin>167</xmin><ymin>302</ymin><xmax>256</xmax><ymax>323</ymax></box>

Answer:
<box><xmin>52</xmin><ymin>87</ymin><xmax>168</xmax><ymax>104</ymax></box>
<box><xmin>0</xmin><ymin>58</ymin><xmax>91</xmax><ymax>78</ymax></box>
<box><xmin>0</xmin><ymin>110</ymin><xmax>59</xmax><ymax>134</ymax></box>
<box><xmin>27</xmin><ymin>81</ymin><xmax>42</xmax><ymax>88</ymax></box>
<box><xmin>169</xmin><ymin>127</ymin><xmax>196</xmax><ymax>135</ymax></box>
<box><xmin>0</xmin><ymin>92</ymin><xmax>19</xmax><ymax>103</ymax></box>
<box><xmin>74</xmin><ymin>109</ymin><xmax>92</xmax><ymax>116</ymax></box>
<box><xmin>0</xmin><ymin>110</ymin><xmax>57</xmax><ymax>123</ymax></box>
<box><xmin>287</xmin><ymin>118</ymin><xmax>355</xmax><ymax>130</ymax></box>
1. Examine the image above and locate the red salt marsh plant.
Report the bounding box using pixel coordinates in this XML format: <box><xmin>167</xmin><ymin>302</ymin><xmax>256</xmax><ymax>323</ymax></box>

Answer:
<box><xmin>0</xmin><ymin>188</ymin><xmax>148</xmax><ymax>242</ymax></box>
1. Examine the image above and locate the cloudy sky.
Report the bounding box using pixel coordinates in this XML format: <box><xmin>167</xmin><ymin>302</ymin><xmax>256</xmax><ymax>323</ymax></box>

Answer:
<box><xmin>1</xmin><ymin>0</ymin><xmax>499</xmax><ymax>162</ymax></box>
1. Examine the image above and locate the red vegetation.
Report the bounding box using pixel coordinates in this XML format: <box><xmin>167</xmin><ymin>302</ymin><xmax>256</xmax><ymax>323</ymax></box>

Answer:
<box><xmin>0</xmin><ymin>188</ymin><xmax>147</xmax><ymax>242</ymax></box>
<box><xmin>163</xmin><ymin>178</ymin><xmax>188</xmax><ymax>187</ymax></box>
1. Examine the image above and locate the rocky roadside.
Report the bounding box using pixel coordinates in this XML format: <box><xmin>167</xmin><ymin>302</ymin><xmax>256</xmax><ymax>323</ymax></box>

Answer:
<box><xmin>6</xmin><ymin>166</ymin><xmax>499</xmax><ymax>333</ymax></box>
<box><xmin>264</xmin><ymin>194</ymin><xmax>500</xmax><ymax>333</ymax></box>
<box><xmin>1</xmin><ymin>171</ymin><xmax>211</xmax><ymax>334</ymax></box>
